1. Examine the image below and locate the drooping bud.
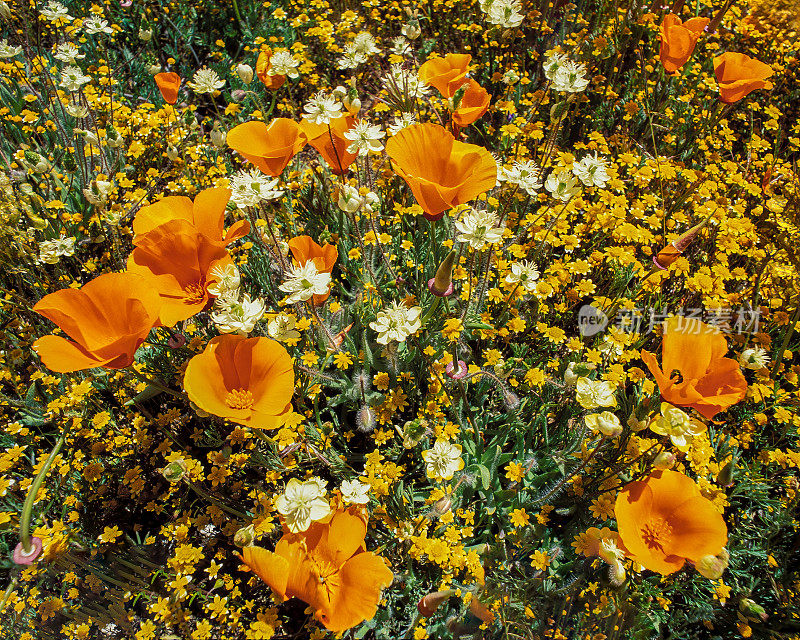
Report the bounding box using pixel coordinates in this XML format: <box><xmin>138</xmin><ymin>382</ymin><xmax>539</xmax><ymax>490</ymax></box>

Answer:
<box><xmin>716</xmin><ymin>456</ymin><xmax>736</xmax><ymax>487</ymax></box>
<box><xmin>233</xmin><ymin>524</ymin><xmax>256</xmax><ymax>548</ymax></box>
<box><xmin>653</xmin><ymin>218</ymin><xmax>713</xmax><ymax>270</ymax></box>
<box><xmin>231</xmin><ymin>89</ymin><xmax>247</xmax><ymax>103</ymax></box>
<box><xmin>166</xmin><ymin>145</ymin><xmax>179</xmax><ymax>161</ymax></box>
<box><xmin>739</xmin><ymin>598</ymin><xmax>768</xmax><ymax>622</ymax></box>
<box><xmin>653</xmin><ymin>451</ymin><xmax>677</xmax><ymax>470</ymax></box>
<box><xmin>138</xmin><ymin>28</ymin><xmax>153</xmax><ymax>42</ymax></box>
<box><xmin>356</xmin><ymin>405</ymin><xmax>376</xmax><ymax>433</ymax></box>
<box><xmin>431</xmin><ymin>495</ymin><xmax>452</xmax><ymax>517</ymax></box>
<box><xmin>161</xmin><ymin>458</ymin><xmax>188</xmax><ymax>483</ymax></box>
<box><xmin>428</xmin><ymin>250</ymin><xmax>456</xmax><ymax>297</ymax></box>
<box><xmin>467</xmin><ymin>597</ymin><xmax>495</xmax><ymax>624</ymax></box>
<box><xmin>148</xmin><ymin>63</ymin><xmax>162</xmax><ymax>75</ymax></box>
<box><xmin>418</xmin><ymin>590</ymin><xmax>455</xmax><ymax>617</ymax></box>
<box><xmin>210</xmin><ymin>122</ymin><xmax>226</xmax><ymax>149</ymax></box>
<box><xmin>695</xmin><ymin>548</ymin><xmax>729</xmax><ymax>579</ymax></box>
<box><xmin>236</xmin><ymin>63</ymin><xmax>254</xmax><ymax>84</ymax></box>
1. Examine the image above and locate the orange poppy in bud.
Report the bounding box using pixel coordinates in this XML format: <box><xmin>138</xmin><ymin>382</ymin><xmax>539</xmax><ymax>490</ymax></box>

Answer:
<box><xmin>386</xmin><ymin>123</ymin><xmax>497</xmax><ymax>221</ymax></box>
<box><xmin>240</xmin><ymin>508</ymin><xmax>394</xmax><ymax>632</ymax></box>
<box><xmin>32</xmin><ymin>272</ymin><xmax>161</xmax><ymax>372</ymax></box>
<box><xmin>615</xmin><ymin>470</ymin><xmax>727</xmax><ymax>575</ymax></box>
<box><xmin>288</xmin><ymin>235</ymin><xmax>338</xmax><ymax>306</ymax></box>
<box><xmin>652</xmin><ymin>219</ymin><xmax>710</xmax><ymax>269</ymax></box>
<box><xmin>183</xmin><ymin>334</ymin><xmax>294</xmax><ymax>429</ymax></box>
<box><xmin>713</xmin><ymin>52</ymin><xmax>774</xmax><ymax>103</ymax></box>
<box><xmin>133</xmin><ymin>188</ymin><xmax>250</xmax><ymax>246</ymax></box>
<box><xmin>256</xmin><ymin>47</ymin><xmax>286</xmax><ymax>89</ymax></box>
<box><xmin>127</xmin><ymin>219</ymin><xmax>233</xmax><ymax>327</ymax></box>
<box><xmin>419</xmin><ymin>53</ymin><xmax>472</xmax><ymax>98</ymax></box>
<box><xmin>301</xmin><ymin>115</ymin><xmax>358</xmax><ymax>175</ymax></box>
<box><xmin>452</xmin><ymin>79</ymin><xmax>491</xmax><ymax>129</ymax></box>
<box><xmin>641</xmin><ymin>317</ymin><xmax>747</xmax><ymax>419</ymax></box>
<box><xmin>658</xmin><ymin>14</ymin><xmax>709</xmax><ymax>74</ymax></box>
<box><xmin>154</xmin><ymin>72</ymin><xmax>181</xmax><ymax>105</ymax></box>
<box><xmin>227</xmin><ymin>119</ymin><xmax>308</xmax><ymax>176</ymax></box>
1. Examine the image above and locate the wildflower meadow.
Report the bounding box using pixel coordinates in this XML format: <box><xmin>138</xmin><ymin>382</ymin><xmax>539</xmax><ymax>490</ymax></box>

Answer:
<box><xmin>2</xmin><ymin>0</ymin><xmax>800</xmax><ymax>638</ymax></box>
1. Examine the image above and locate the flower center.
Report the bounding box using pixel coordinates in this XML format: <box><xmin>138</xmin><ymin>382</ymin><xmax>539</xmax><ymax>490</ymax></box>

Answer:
<box><xmin>641</xmin><ymin>517</ymin><xmax>673</xmax><ymax>550</ymax></box>
<box><xmin>183</xmin><ymin>282</ymin><xmax>206</xmax><ymax>304</ymax></box>
<box><xmin>225</xmin><ymin>388</ymin><xmax>254</xmax><ymax>410</ymax></box>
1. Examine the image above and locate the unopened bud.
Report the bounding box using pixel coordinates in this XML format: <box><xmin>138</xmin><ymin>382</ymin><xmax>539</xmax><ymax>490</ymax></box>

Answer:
<box><xmin>653</xmin><ymin>451</ymin><xmax>677</xmax><ymax>470</ymax></box>
<box><xmin>695</xmin><ymin>548</ymin><xmax>729</xmax><ymax>580</ymax></box>
<box><xmin>716</xmin><ymin>459</ymin><xmax>735</xmax><ymax>487</ymax></box>
<box><xmin>161</xmin><ymin>459</ymin><xmax>188</xmax><ymax>483</ymax></box>
<box><xmin>233</xmin><ymin>524</ymin><xmax>256</xmax><ymax>548</ymax></box>
<box><xmin>138</xmin><ymin>28</ymin><xmax>153</xmax><ymax>42</ymax></box>
<box><xmin>653</xmin><ymin>218</ymin><xmax>712</xmax><ymax>270</ymax></box>
<box><xmin>0</xmin><ymin>1</ymin><xmax>11</xmax><ymax>21</ymax></box>
<box><xmin>148</xmin><ymin>63</ymin><xmax>162</xmax><ymax>75</ymax></box>
<box><xmin>236</xmin><ymin>63</ymin><xmax>254</xmax><ymax>84</ymax></box>
<box><xmin>356</xmin><ymin>405</ymin><xmax>376</xmax><ymax>433</ymax></box>
<box><xmin>24</xmin><ymin>150</ymin><xmax>48</xmax><ymax>173</ymax></box>
<box><xmin>401</xmin><ymin>19</ymin><xmax>421</xmax><ymax>40</ymax></box>
<box><xmin>428</xmin><ymin>250</ymin><xmax>456</xmax><ymax>296</ymax></box>
<box><xmin>210</xmin><ymin>123</ymin><xmax>226</xmax><ymax>149</ymax></box>
<box><xmin>739</xmin><ymin>598</ymin><xmax>767</xmax><ymax>622</ymax></box>
<box><xmin>418</xmin><ymin>590</ymin><xmax>454</xmax><ymax>617</ymax></box>
<box><xmin>231</xmin><ymin>89</ymin><xmax>247</xmax><ymax>103</ymax></box>
<box><xmin>431</xmin><ymin>495</ymin><xmax>452</xmax><ymax>517</ymax></box>
<box><xmin>166</xmin><ymin>145</ymin><xmax>179</xmax><ymax>161</ymax></box>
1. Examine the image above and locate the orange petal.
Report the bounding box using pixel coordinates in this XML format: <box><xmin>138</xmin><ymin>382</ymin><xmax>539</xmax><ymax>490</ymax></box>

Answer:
<box><xmin>664</xmin><ymin>495</ymin><xmax>727</xmax><ymax>562</ymax></box>
<box><xmin>132</xmin><ymin>196</ymin><xmax>194</xmax><ymax>238</ymax></box>
<box><xmin>312</xmin><ymin>509</ymin><xmax>368</xmax><ymax>569</ymax></box>
<box><xmin>192</xmin><ymin>188</ymin><xmax>231</xmax><ymax>241</ymax></box>
<box><xmin>241</xmin><ymin>546</ymin><xmax>290</xmax><ymax>600</ymax></box>
<box><xmin>33</xmin><ymin>335</ymin><xmax>113</xmax><ymax>372</ymax></box>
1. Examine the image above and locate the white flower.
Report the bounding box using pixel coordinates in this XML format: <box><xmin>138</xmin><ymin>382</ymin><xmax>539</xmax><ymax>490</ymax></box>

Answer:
<box><xmin>422</xmin><ymin>440</ymin><xmax>464</xmax><ymax>481</ymax></box>
<box><xmin>650</xmin><ymin>403</ymin><xmax>706</xmax><ymax>451</ymax></box>
<box><xmin>83</xmin><ymin>180</ymin><xmax>112</xmax><ymax>204</ymax></box>
<box><xmin>210</xmin><ymin>294</ymin><xmax>266</xmax><ymax>335</ymax></box>
<box><xmin>585</xmin><ymin>411</ymin><xmax>623</xmax><ymax>437</ymax></box>
<box><xmin>500</xmin><ymin>160</ymin><xmax>542</xmax><ymax>195</ymax></box>
<box><xmin>279</xmin><ymin>261</ymin><xmax>332</xmax><ymax>304</ymax></box>
<box><xmin>545</xmin><ymin>171</ymin><xmax>581</xmax><ymax>201</ymax></box>
<box><xmin>383</xmin><ymin>65</ymin><xmax>429</xmax><ymax>100</ymax></box>
<box><xmin>0</xmin><ymin>40</ymin><xmax>21</xmax><ymax>58</ymax></box>
<box><xmin>268</xmin><ymin>312</ymin><xmax>301</xmax><ymax>343</ymax></box>
<box><xmin>552</xmin><ymin>60</ymin><xmax>590</xmax><ymax>93</ymax></box>
<box><xmin>64</xmin><ymin>102</ymin><xmax>89</xmax><ymax>118</ymax></box>
<box><xmin>572</xmin><ymin>153</ymin><xmax>609</xmax><ymax>188</ymax></box>
<box><xmin>505</xmin><ymin>260</ymin><xmax>540</xmax><ymax>293</ymax></box>
<box><xmin>353</xmin><ymin>31</ymin><xmax>381</xmax><ymax>56</ymax></box>
<box><xmin>275</xmin><ymin>478</ymin><xmax>331</xmax><ymax>533</ymax></box>
<box><xmin>370</xmin><ymin>301</ymin><xmax>422</xmax><ymax>345</ymax></box>
<box><xmin>575</xmin><ymin>377</ymin><xmax>617</xmax><ymax>410</ymax></box>
<box><xmin>740</xmin><ymin>347</ymin><xmax>770</xmax><ymax>370</ymax></box>
<box><xmin>82</xmin><ymin>16</ymin><xmax>113</xmax><ymax>35</ymax></box>
<box><xmin>60</xmin><ymin>66</ymin><xmax>91</xmax><ymax>92</ymax></box>
<box><xmin>207</xmin><ymin>263</ymin><xmax>241</xmax><ymax>297</ymax></box>
<box><xmin>388</xmin><ymin>112</ymin><xmax>417</xmax><ymax>136</ymax></box>
<box><xmin>340</xmin><ymin>479</ymin><xmax>371</xmax><ymax>505</ymax></box>
<box><xmin>337</xmin><ymin>184</ymin><xmax>379</xmax><ymax>214</ymax></box>
<box><xmin>455</xmin><ymin>208</ymin><xmax>504</xmax><ymax>250</ymax></box>
<box><xmin>543</xmin><ymin>52</ymin><xmax>569</xmax><ymax>81</ymax></box>
<box><xmin>485</xmin><ymin>0</ymin><xmax>524</xmax><ymax>28</ymax></box>
<box><xmin>268</xmin><ymin>49</ymin><xmax>300</xmax><ymax>78</ymax></box>
<box><xmin>40</xmin><ymin>1</ymin><xmax>72</xmax><ymax>22</ymax></box>
<box><xmin>54</xmin><ymin>43</ymin><xmax>85</xmax><ymax>64</ymax></box>
<box><xmin>390</xmin><ymin>36</ymin><xmax>411</xmax><ymax>56</ymax></box>
<box><xmin>38</xmin><ymin>236</ymin><xmax>76</xmax><ymax>264</ymax></box>
<box><xmin>344</xmin><ymin>120</ymin><xmax>385</xmax><ymax>156</ymax></box>
<box><xmin>230</xmin><ymin>169</ymin><xmax>283</xmax><ymax>209</ymax></box>
<box><xmin>337</xmin><ymin>43</ymin><xmax>366</xmax><ymax>70</ymax></box>
<box><xmin>303</xmin><ymin>91</ymin><xmax>343</xmax><ymax>125</ymax></box>
<box><xmin>189</xmin><ymin>67</ymin><xmax>225</xmax><ymax>94</ymax></box>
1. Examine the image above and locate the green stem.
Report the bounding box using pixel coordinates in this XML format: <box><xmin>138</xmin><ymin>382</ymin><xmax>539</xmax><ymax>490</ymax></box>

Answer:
<box><xmin>20</xmin><ymin>431</ymin><xmax>67</xmax><ymax>553</ymax></box>
<box><xmin>772</xmin><ymin>304</ymin><xmax>800</xmax><ymax>378</ymax></box>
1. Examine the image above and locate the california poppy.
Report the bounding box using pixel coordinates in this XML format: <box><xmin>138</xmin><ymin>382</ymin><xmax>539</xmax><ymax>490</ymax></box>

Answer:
<box><xmin>288</xmin><ymin>235</ymin><xmax>338</xmax><ymax>305</ymax></box>
<box><xmin>154</xmin><ymin>72</ymin><xmax>181</xmax><ymax>105</ymax></box>
<box><xmin>133</xmin><ymin>188</ymin><xmax>250</xmax><ymax>246</ymax></box>
<box><xmin>227</xmin><ymin>119</ymin><xmax>308</xmax><ymax>176</ymax></box>
<box><xmin>32</xmin><ymin>272</ymin><xmax>161</xmax><ymax>372</ymax></box>
<box><xmin>615</xmin><ymin>470</ymin><xmax>727</xmax><ymax>575</ymax></box>
<box><xmin>256</xmin><ymin>47</ymin><xmax>286</xmax><ymax>90</ymax></box>
<box><xmin>419</xmin><ymin>53</ymin><xmax>472</xmax><ymax>98</ymax></box>
<box><xmin>641</xmin><ymin>317</ymin><xmax>747</xmax><ymax>420</ymax></box>
<box><xmin>652</xmin><ymin>218</ymin><xmax>710</xmax><ymax>270</ymax></box>
<box><xmin>385</xmin><ymin>123</ymin><xmax>497</xmax><ymax>221</ymax></box>
<box><xmin>658</xmin><ymin>14</ymin><xmax>709</xmax><ymax>74</ymax></box>
<box><xmin>301</xmin><ymin>115</ymin><xmax>358</xmax><ymax>175</ymax></box>
<box><xmin>127</xmin><ymin>219</ymin><xmax>233</xmax><ymax>327</ymax></box>
<box><xmin>451</xmin><ymin>79</ymin><xmax>491</xmax><ymax>129</ymax></box>
<box><xmin>183</xmin><ymin>334</ymin><xmax>294</xmax><ymax>429</ymax></box>
<box><xmin>240</xmin><ymin>508</ymin><xmax>394</xmax><ymax>632</ymax></box>
<box><xmin>713</xmin><ymin>52</ymin><xmax>774</xmax><ymax>103</ymax></box>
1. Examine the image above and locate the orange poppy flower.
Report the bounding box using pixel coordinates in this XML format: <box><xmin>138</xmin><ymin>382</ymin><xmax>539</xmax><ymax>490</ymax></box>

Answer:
<box><xmin>288</xmin><ymin>235</ymin><xmax>338</xmax><ymax>306</ymax></box>
<box><xmin>256</xmin><ymin>47</ymin><xmax>286</xmax><ymax>90</ymax></box>
<box><xmin>419</xmin><ymin>53</ymin><xmax>472</xmax><ymax>98</ymax></box>
<box><xmin>615</xmin><ymin>470</ymin><xmax>727</xmax><ymax>575</ymax></box>
<box><xmin>240</xmin><ymin>508</ymin><xmax>394</xmax><ymax>632</ymax></box>
<box><xmin>154</xmin><ymin>72</ymin><xmax>181</xmax><ymax>105</ymax></box>
<box><xmin>713</xmin><ymin>52</ymin><xmax>774</xmax><ymax>103</ymax></box>
<box><xmin>227</xmin><ymin>119</ymin><xmax>308</xmax><ymax>176</ymax></box>
<box><xmin>127</xmin><ymin>219</ymin><xmax>233</xmax><ymax>327</ymax></box>
<box><xmin>641</xmin><ymin>317</ymin><xmax>747</xmax><ymax>419</ymax></box>
<box><xmin>658</xmin><ymin>14</ymin><xmax>709</xmax><ymax>74</ymax></box>
<box><xmin>32</xmin><ymin>272</ymin><xmax>161</xmax><ymax>372</ymax></box>
<box><xmin>300</xmin><ymin>115</ymin><xmax>358</xmax><ymax>175</ymax></box>
<box><xmin>385</xmin><ymin>123</ymin><xmax>497</xmax><ymax>221</ymax></box>
<box><xmin>132</xmin><ymin>188</ymin><xmax>250</xmax><ymax>246</ymax></box>
<box><xmin>183</xmin><ymin>334</ymin><xmax>294</xmax><ymax>429</ymax></box>
<box><xmin>452</xmin><ymin>79</ymin><xmax>491</xmax><ymax>129</ymax></box>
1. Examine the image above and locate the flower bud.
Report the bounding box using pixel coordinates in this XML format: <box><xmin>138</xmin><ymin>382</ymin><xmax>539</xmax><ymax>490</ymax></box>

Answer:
<box><xmin>431</xmin><ymin>495</ymin><xmax>452</xmax><ymax>517</ymax></box>
<box><xmin>0</xmin><ymin>1</ymin><xmax>10</xmax><ymax>20</ymax></box>
<box><xmin>236</xmin><ymin>63</ymin><xmax>254</xmax><ymax>84</ymax></box>
<box><xmin>716</xmin><ymin>459</ymin><xmax>735</xmax><ymax>487</ymax></box>
<box><xmin>417</xmin><ymin>590</ymin><xmax>454</xmax><ymax>617</ymax></box>
<box><xmin>653</xmin><ymin>451</ymin><xmax>677</xmax><ymax>470</ymax></box>
<box><xmin>356</xmin><ymin>405</ymin><xmax>376</xmax><ymax>433</ymax></box>
<box><xmin>161</xmin><ymin>458</ymin><xmax>188</xmax><ymax>483</ymax></box>
<box><xmin>138</xmin><ymin>28</ymin><xmax>153</xmax><ymax>42</ymax></box>
<box><xmin>24</xmin><ymin>150</ymin><xmax>49</xmax><ymax>173</ymax></box>
<box><xmin>148</xmin><ymin>63</ymin><xmax>162</xmax><ymax>75</ymax></box>
<box><xmin>428</xmin><ymin>250</ymin><xmax>456</xmax><ymax>296</ymax></box>
<box><xmin>401</xmin><ymin>19</ymin><xmax>421</xmax><ymax>40</ymax></box>
<box><xmin>231</xmin><ymin>89</ymin><xmax>248</xmax><ymax>103</ymax></box>
<box><xmin>210</xmin><ymin>123</ymin><xmax>227</xmax><ymax>149</ymax></box>
<box><xmin>233</xmin><ymin>524</ymin><xmax>256</xmax><ymax>548</ymax></box>
<box><xmin>739</xmin><ymin>598</ymin><xmax>767</xmax><ymax>622</ymax></box>
<box><xmin>695</xmin><ymin>548</ymin><xmax>729</xmax><ymax>579</ymax></box>
<box><xmin>653</xmin><ymin>218</ymin><xmax>712</xmax><ymax>270</ymax></box>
